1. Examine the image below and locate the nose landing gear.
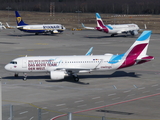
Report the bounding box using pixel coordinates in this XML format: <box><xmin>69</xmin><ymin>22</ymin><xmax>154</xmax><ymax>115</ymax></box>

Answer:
<box><xmin>23</xmin><ymin>73</ymin><xmax>27</xmax><ymax>81</ymax></box>
<box><xmin>14</xmin><ymin>73</ymin><xmax>18</xmax><ymax>77</ymax></box>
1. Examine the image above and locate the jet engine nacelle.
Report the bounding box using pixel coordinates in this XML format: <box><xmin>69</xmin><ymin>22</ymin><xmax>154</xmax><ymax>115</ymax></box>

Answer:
<box><xmin>53</xmin><ymin>30</ymin><xmax>59</xmax><ymax>34</ymax></box>
<box><xmin>130</xmin><ymin>30</ymin><xmax>138</xmax><ymax>36</ymax></box>
<box><xmin>50</xmin><ymin>71</ymin><xmax>65</xmax><ymax>80</ymax></box>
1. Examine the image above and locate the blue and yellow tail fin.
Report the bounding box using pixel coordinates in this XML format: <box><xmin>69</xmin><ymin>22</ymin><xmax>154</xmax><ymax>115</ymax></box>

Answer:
<box><xmin>15</xmin><ymin>11</ymin><xmax>28</xmax><ymax>26</ymax></box>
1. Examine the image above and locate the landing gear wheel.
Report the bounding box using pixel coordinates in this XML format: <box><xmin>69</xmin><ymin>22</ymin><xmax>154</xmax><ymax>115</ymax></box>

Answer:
<box><xmin>14</xmin><ymin>73</ymin><xmax>18</xmax><ymax>77</ymax></box>
<box><xmin>23</xmin><ymin>77</ymin><xmax>27</xmax><ymax>81</ymax></box>
<box><xmin>111</xmin><ymin>34</ymin><xmax>115</xmax><ymax>37</ymax></box>
<box><xmin>73</xmin><ymin>75</ymin><xmax>79</xmax><ymax>82</ymax></box>
<box><xmin>74</xmin><ymin>77</ymin><xmax>79</xmax><ymax>82</ymax></box>
<box><xmin>23</xmin><ymin>73</ymin><xmax>27</xmax><ymax>81</ymax></box>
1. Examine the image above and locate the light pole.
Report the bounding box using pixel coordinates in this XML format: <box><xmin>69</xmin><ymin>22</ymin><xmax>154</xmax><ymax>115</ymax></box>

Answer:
<box><xmin>6</xmin><ymin>6</ymin><xmax>12</xmax><ymax>22</ymax></box>
<box><xmin>0</xmin><ymin>79</ymin><xmax>2</xmax><ymax>120</ymax></box>
<box><xmin>75</xmin><ymin>10</ymin><xmax>81</xmax><ymax>28</ymax></box>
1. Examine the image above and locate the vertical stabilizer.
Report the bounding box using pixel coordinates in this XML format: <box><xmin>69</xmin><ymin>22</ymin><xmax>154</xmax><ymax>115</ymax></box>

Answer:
<box><xmin>95</xmin><ymin>13</ymin><xmax>109</xmax><ymax>32</ymax></box>
<box><xmin>15</xmin><ymin>11</ymin><xmax>28</xmax><ymax>26</ymax></box>
<box><xmin>125</xmin><ymin>31</ymin><xmax>151</xmax><ymax>57</ymax></box>
<box><xmin>119</xmin><ymin>31</ymin><xmax>153</xmax><ymax>68</ymax></box>
<box><xmin>96</xmin><ymin>13</ymin><xmax>105</xmax><ymax>28</ymax></box>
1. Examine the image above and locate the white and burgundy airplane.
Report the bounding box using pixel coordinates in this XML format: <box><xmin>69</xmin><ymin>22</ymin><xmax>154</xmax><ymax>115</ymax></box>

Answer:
<box><xmin>15</xmin><ymin>11</ymin><xmax>65</xmax><ymax>35</ymax></box>
<box><xmin>82</xmin><ymin>13</ymin><xmax>140</xmax><ymax>37</ymax></box>
<box><xmin>0</xmin><ymin>22</ymin><xmax>6</xmax><ymax>30</ymax></box>
<box><xmin>5</xmin><ymin>31</ymin><xmax>154</xmax><ymax>81</ymax></box>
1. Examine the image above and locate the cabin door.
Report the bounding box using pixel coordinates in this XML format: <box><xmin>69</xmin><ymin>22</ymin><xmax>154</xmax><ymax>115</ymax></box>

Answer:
<box><xmin>22</xmin><ymin>59</ymin><xmax>27</xmax><ymax>68</ymax></box>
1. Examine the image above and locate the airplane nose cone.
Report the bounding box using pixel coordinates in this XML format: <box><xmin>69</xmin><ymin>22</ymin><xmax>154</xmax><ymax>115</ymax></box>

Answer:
<box><xmin>4</xmin><ymin>64</ymin><xmax>10</xmax><ymax>71</ymax></box>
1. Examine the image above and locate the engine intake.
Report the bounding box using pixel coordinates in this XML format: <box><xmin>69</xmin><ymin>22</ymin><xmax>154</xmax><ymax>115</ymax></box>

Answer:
<box><xmin>50</xmin><ymin>71</ymin><xmax>65</xmax><ymax>80</ymax></box>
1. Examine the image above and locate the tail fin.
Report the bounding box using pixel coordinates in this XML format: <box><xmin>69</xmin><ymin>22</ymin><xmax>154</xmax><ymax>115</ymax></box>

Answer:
<box><xmin>15</xmin><ymin>11</ymin><xmax>28</xmax><ymax>26</ymax></box>
<box><xmin>96</xmin><ymin>13</ymin><xmax>105</xmax><ymax>28</ymax></box>
<box><xmin>125</xmin><ymin>31</ymin><xmax>151</xmax><ymax>58</ymax></box>
<box><xmin>119</xmin><ymin>31</ymin><xmax>154</xmax><ymax>68</ymax></box>
<box><xmin>96</xmin><ymin>13</ymin><xmax>110</xmax><ymax>32</ymax></box>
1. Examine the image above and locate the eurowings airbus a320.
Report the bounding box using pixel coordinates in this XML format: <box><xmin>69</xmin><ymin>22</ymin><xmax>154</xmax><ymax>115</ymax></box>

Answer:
<box><xmin>5</xmin><ymin>31</ymin><xmax>154</xmax><ymax>82</ymax></box>
<box><xmin>82</xmin><ymin>13</ymin><xmax>140</xmax><ymax>37</ymax></box>
<box><xmin>15</xmin><ymin>11</ymin><xmax>65</xmax><ymax>35</ymax></box>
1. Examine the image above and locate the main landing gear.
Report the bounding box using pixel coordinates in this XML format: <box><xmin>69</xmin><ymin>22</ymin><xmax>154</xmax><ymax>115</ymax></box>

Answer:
<box><xmin>72</xmin><ymin>74</ymin><xmax>79</xmax><ymax>82</ymax></box>
<box><xmin>14</xmin><ymin>73</ymin><xmax>27</xmax><ymax>81</ymax></box>
<box><xmin>35</xmin><ymin>33</ymin><xmax>39</xmax><ymax>35</ymax></box>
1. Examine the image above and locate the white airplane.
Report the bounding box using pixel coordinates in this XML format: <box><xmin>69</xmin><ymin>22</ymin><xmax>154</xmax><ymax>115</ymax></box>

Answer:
<box><xmin>82</xmin><ymin>13</ymin><xmax>141</xmax><ymax>37</ymax></box>
<box><xmin>15</xmin><ymin>11</ymin><xmax>65</xmax><ymax>35</ymax></box>
<box><xmin>6</xmin><ymin>22</ymin><xmax>17</xmax><ymax>29</ymax></box>
<box><xmin>5</xmin><ymin>31</ymin><xmax>154</xmax><ymax>81</ymax></box>
<box><xmin>0</xmin><ymin>22</ymin><xmax>6</xmax><ymax>30</ymax></box>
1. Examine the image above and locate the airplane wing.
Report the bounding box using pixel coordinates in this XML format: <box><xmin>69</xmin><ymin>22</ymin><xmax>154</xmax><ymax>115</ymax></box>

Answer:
<box><xmin>0</xmin><ymin>22</ymin><xmax>6</xmax><ymax>29</ymax></box>
<box><xmin>85</xmin><ymin>47</ymin><xmax>93</xmax><ymax>56</ymax></box>
<box><xmin>6</xmin><ymin>22</ymin><xmax>17</xmax><ymax>29</ymax></box>
<box><xmin>82</xmin><ymin>23</ymin><xmax>95</xmax><ymax>30</ymax></box>
<box><xmin>139</xmin><ymin>24</ymin><xmax>147</xmax><ymax>31</ymax></box>
<box><xmin>55</xmin><ymin>68</ymin><xmax>92</xmax><ymax>73</ymax></box>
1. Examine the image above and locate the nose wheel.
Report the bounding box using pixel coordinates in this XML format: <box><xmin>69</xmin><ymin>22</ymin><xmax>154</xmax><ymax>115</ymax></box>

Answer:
<box><xmin>23</xmin><ymin>73</ymin><xmax>27</xmax><ymax>81</ymax></box>
<box><xmin>14</xmin><ymin>73</ymin><xmax>18</xmax><ymax>77</ymax></box>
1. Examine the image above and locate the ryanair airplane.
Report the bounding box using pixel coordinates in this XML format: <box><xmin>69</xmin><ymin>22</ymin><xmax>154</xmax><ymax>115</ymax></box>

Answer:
<box><xmin>15</xmin><ymin>11</ymin><xmax>65</xmax><ymax>35</ymax></box>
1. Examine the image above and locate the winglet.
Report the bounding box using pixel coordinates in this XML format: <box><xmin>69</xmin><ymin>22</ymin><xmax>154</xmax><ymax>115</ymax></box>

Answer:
<box><xmin>81</xmin><ymin>23</ymin><xmax>85</xmax><ymax>28</ymax></box>
<box><xmin>85</xmin><ymin>47</ymin><xmax>93</xmax><ymax>56</ymax></box>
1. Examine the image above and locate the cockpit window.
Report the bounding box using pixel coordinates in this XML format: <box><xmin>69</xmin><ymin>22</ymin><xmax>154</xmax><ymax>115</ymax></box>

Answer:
<box><xmin>10</xmin><ymin>61</ymin><xmax>17</xmax><ymax>64</ymax></box>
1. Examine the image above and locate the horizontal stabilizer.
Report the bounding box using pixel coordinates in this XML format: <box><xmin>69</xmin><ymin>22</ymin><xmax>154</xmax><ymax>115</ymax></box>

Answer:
<box><xmin>81</xmin><ymin>23</ymin><xmax>95</xmax><ymax>30</ymax></box>
<box><xmin>136</xmin><ymin>56</ymin><xmax>154</xmax><ymax>64</ymax></box>
<box><xmin>136</xmin><ymin>56</ymin><xmax>154</xmax><ymax>61</ymax></box>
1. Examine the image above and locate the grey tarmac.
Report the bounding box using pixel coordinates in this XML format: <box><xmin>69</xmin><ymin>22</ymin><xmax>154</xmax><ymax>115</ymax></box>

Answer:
<box><xmin>0</xmin><ymin>29</ymin><xmax>160</xmax><ymax>120</ymax></box>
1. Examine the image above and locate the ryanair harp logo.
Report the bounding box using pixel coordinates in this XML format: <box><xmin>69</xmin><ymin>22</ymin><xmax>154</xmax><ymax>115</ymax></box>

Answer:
<box><xmin>16</xmin><ymin>17</ymin><xmax>21</xmax><ymax>23</ymax></box>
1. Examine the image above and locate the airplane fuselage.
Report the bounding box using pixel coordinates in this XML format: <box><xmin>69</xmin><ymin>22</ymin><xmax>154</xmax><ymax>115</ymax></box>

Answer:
<box><xmin>95</xmin><ymin>13</ymin><xmax>140</xmax><ymax>36</ymax></box>
<box><xmin>5</xmin><ymin>53</ymin><xmax>138</xmax><ymax>74</ymax></box>
<box><xmin>17</xmin><ymin>24</ymin><xmax>65</xmax><ymax>33</ymax></box>
<box><xmin>105</xmin><ymin>24</ymin><xmax>139</xmax><ymax>34</ymax></box>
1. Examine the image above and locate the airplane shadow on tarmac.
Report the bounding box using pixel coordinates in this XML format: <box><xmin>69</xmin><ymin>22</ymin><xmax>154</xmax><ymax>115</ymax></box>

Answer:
<box><xmin>3</xmin><ymin>71</ymin><xmax>141</xmax><ymax>85</ymax></box>
<box><xmin>84</xmin><ymin>35</ymin><xmax>136</xmax><ymax>39</ymax></box>
<box><xmin>7</xmin><ymin>33</ymin><xmax>59</xmax><ymax>37</ymax></box>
